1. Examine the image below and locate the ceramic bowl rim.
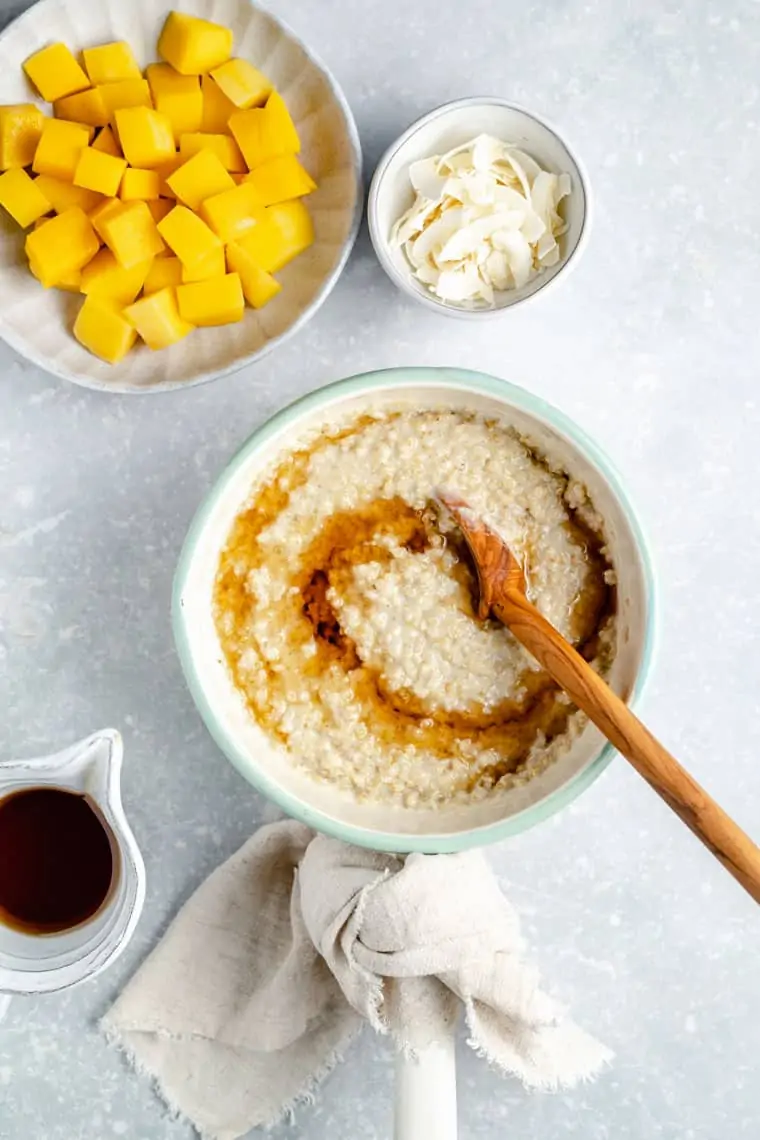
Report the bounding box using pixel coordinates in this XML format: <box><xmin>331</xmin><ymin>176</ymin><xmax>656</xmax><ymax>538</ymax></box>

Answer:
<box><xmin>367</xmin><ymin>96</ymin><xmax>592</xmax><ymax>320</ymax></box>
<box><xmin>172</xmin><ymin>366</ymin><xmax>657</xmax><ymax>853</ymax></box>
<box><xmin>0</xmin><ymin>0</ymin><xmax>364</xmax><ymax>395</ymax></box>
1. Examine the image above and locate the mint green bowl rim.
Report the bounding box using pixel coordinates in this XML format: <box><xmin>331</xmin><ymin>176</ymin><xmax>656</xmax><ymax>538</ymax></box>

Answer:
<box><xmin>172</xmin><ymin>366</ymin><xmax>657</xmax><ymax>853</ymax></box>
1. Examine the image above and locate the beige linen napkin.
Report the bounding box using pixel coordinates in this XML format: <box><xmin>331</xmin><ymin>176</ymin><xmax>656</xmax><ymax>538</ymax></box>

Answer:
<box><xmin>103</xmin><ymin>820</ymin><xmax>611</xmax><ymax>1140</ymax></box>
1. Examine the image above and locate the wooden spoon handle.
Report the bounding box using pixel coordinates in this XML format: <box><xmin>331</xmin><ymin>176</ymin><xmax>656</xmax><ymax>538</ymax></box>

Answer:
<box><xmin>495</xmin><ymin>590</ymin><xmax>760</xmax><ymax>904</ymax></box>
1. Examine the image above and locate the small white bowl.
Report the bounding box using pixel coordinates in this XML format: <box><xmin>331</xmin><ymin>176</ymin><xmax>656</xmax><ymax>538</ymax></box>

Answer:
<box><xmin>368</xmin><ymin>97</ymin><xmax>591</xmax><ymax>318</ymax></box>
<box><xmin>0</xmin><ymin>0</ymin><xmax>362</xmax><ymax>393</ymax></box>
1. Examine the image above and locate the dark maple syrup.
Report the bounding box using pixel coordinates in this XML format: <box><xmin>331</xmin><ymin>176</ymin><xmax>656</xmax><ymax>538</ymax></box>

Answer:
<box><xmin>0</xmin><ymin>787</ymin><xmax>115</xmax><ymax>934</ymax></box>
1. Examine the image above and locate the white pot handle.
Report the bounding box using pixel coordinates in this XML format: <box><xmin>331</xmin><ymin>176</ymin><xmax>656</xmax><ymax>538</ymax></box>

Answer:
<box><xmin>394</xmin><ymin>1034</ymin><xmax>457</xmax><ymax>1140</ymax></box>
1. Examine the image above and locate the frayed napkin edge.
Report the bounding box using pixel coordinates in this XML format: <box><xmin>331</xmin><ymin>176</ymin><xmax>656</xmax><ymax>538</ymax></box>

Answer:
<box><xmin>100</xmin><ymin>1016</ymin><xmax>364</xmax><ymax>1139</ymax></box>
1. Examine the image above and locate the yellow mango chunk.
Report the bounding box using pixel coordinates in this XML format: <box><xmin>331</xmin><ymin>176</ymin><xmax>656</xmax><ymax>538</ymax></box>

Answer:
<box><xmin>25</xmin><ymin>206</ymin><xmax>100</xmax><ymax>287</ymax></box>
<box><xmin>146</xmin><ymin>65</ymin><xmax>202</xmax><ymax>143</ymax></box>
<box><xmin>166</xmin><ymin>148</ymin><xmax>233</xmax><ymax>210</ymax></box>
<box><xmin>229</xmin><ymin>91</ymin><xmax>300</xmax><ymax>170</ymax></box>
<box><xmin>179</xmin><ymin>131</ymin><xmax>244</xmax><ymax>171</ymax></box>
<box><xmin>158</xmin><ymin>12</ymin><xmax>233</xmax><ymax>76</ymax></box>
<box><xmin>209</xmin><ymin>60</ymin><xmax>272</xmax><ymax>110</ymax></box>
<box><xmin>177</xmin><ymin>272</ymin><xmax>243</xmax><ymax>325</ymax></box>
<box><xmin>180</xmin><ymin>245</ymin><xmax>225</xmax><ymax>282</ymax></box>
<box><xmin>226</xmin><ymin>241</ymin><xmax>281</xmax><ymax>308</ymax></box>
<box><xmin>0</xmin><ymin>104</ymin><xmax>45</xmax><ymax>169</ymax></box>
<box><xmin>74</xmin><ymin>146</ymin><xmax>127</xmax><ymax>197</ymax></box>
<box><xmin>143</xmin><ymin>255</ymin><xmax>182</xmax><ymax>293</ymax></box>
<box><xmin>99</xmin><ymin>200</ymin><xmax>165</xmax><ymax>267</ymax></box>
<box><xmin>34</xmin><ymin>174</ymin><xmax>102</xmax><ymax>214</ymax></box>
<box><xmin>32</xmin><ymin>118</ymin><xmax>90</xmax><ymax>180</ymax></box>
<box><xmin>154</xmin><ymin>154</ymin><xmax>183</xmax><ymax>197</ymax></box>
<box><xmin>0</xmin><ymin>168</ymin><xmax>51</xmax><ymax>227</ymax></box>
<box><xmin>28</xmin><ymin>224</ymin><xmax>80</xmax><ymax>290</ymax></box>
<box><xmin>237</xmin><ymin>200</ymin><xmax>313</xmax><ymax>273</ymax></box>
<box><xmin>89</xmin><ymin>197</ymin><xmax>122</xmax><ymax>239</ymax></box>
<box><xmin>54</xmin><ymin>88</ymin><xmax>109</xmax><ymax>128</ymax></box>
<box><xmin>124</xmin><ymin>286</ymin><xmax>194</xmax><ymax>349</ymax></box>
<box><xmin>98</xmin><ymin>79</ymin><xmax>152</xmax><ymax>117</ymax></box>
<box><xmin>92</xmin><ymin>124</ymin><xmax>122</xmax><ymax>157</ymax></box>
<box><xmin>74</xmin><ymin>295</ymin><xmax>136</xmax><ymax>363</ymax></box>
<box><xmin>114</xmin><ymin>107</ymin><xmax>175</xmax><ymax>168</ymax></box>
<box><xmin>120</xmin><ymin>167</ymin><xmax>160</xmax><ymax>200</ymax></box>
<box><xmin>23</xmin><ymin>43</ymin><xmax>89</xmax><ymax>103</ymax></box>
<box><xmin>201</xmin><ymin>74</ymin><xmax>236</xmax><ymax>133</ymax></box>
<box><xmin>148</xmin><ymin>197</ymin><xmax>173</xmax><ymax>223</ymax></box>
<box><xmin>56</xmin><ymin>269</ymin><xmax>83</xmax><ymax>292</ymax></box>
<box><xmin>157</xmin><ymin>203</ymin><xmax>221</xmax><ymax>268</ymax></box>
<box><xmin>200</xmin><ymin>182</ymin><xmax>262</xmax><ymax>243</ymax></box>
<box><xmin>244</xmin><ymin>154</ymin><xmax>316</xmax><ymax>207</ymax></box>
<box><xmin>83</xmin><ymin>42</ymin><xmax>141</xmax><ymax>85</ymax></box>
<box><xmin>80</xmin><ymin>248</ymin><xmax>152</xmax><ymax>304</ymax></box>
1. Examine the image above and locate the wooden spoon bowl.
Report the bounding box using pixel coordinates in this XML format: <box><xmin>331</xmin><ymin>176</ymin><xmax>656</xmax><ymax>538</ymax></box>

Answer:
<box><xmin>438</xmin><ymin>491</ymin><xmax>760</xmax><ymax>904</ymax></box>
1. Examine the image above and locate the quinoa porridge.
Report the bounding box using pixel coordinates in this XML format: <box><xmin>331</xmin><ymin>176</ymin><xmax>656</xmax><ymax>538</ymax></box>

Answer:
<box><xmin>214</xmin><ymin>408</ymin><xmax>616</xmax><ymax>807</ymax></box>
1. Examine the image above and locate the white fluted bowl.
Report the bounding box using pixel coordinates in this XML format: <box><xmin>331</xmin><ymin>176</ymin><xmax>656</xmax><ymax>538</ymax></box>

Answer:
<box><xmin>0</xmin><ymin>0</ymin><xmax>362</xmax><ymax>393</ymax></box>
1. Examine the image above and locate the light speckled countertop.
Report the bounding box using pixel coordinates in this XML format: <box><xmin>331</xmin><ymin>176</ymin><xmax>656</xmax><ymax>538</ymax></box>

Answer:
<box><xmin>2</xmin><ymin>0</ymin><xmax>760</xmax><ymax>1136</ymax></box>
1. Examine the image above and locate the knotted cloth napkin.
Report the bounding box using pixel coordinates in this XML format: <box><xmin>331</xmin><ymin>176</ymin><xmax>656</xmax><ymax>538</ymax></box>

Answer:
<box><xmin>103</xmin><ymin>821</ymin><xmax>611</xmax><ymax>1140</ymax></box>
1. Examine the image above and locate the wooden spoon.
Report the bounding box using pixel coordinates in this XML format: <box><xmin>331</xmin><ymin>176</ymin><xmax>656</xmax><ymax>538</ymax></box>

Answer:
<box><xmin>438</xmin><ymin>492</ymin><xmax>760</xmax><ymax>905</ymax></box>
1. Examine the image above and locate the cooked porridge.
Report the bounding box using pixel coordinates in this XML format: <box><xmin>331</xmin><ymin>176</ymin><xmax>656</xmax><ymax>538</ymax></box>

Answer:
<box><xmin>214</xmin><ymin>408</ymin><xmax>616</xmax><ymax>807</ymax></box>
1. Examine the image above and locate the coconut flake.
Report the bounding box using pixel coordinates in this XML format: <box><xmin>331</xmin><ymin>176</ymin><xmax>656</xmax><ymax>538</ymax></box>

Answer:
<box><xmin>389</xmin><ymin>134</ymin><xmax>572</xmax><ymax>308</ymax></box>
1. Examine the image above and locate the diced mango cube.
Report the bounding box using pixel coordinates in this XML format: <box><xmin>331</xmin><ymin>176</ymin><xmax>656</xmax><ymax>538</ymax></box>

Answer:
<box><xmin>237</xmin><ymin>200</ymin><xmax>313</xmax><ymax>273</ymax></box>
<box><xmin>177</xmin><ymin>272</ymin><xmax>243</xmax><ymax>325</ymax></box>
<box><xmin>229</xmin><ymin>92</ymin><xmax>299</xmax><ymax>170</ymax></box>
<box><xmin>99</xmin><ymin>200</ymin><xmax>165</xmax><ymax>267</ymax></box>
<box><xmin>89</xmin><ymin>196</ymin><xmax>123</xmax><ymax>239</ymax></box>
<box><xmin>124</xmin><ymin>286</ymin><xmax>194</xmax><ymax>349</ymax></box>
<box><xmin>34</xmin><ymin>174</ymin><xmax>102</xmax><ymax>214</ymax></box>
<box><xmin>158</xmin><ymin>12</ymin><xmax>233</xmax><ymax>76</ymax></box>
<box><xmin>166</xmin><ymin>148</ymin><xmax>233</xmax><ymax>210</ymax></box>
<box><xmin>114</xmin><ymin>107</ymin><xmax>175</xmax><ymax>169</ymax></box>
<box><xmin>154</xmin><ymin>153</ymin><xmax>183</xmax><ymax>197</ymax></box>
<box><xmin>56</xmin><ymin>268</ymin><xmax>83</xmax><ymax>292</ymax></box>
<box><xmin>0</xmin><ymin>104</ymin><xmax>45</xmax><ymax>169</ymax></box>
<box><xmin>98</xmin><ymin>79</ymin><xmax>152</xmax><ymax>117</ymax></box>
<box><xmin>83</xmin><ymin>42</ymin><xmax>141</xmax><ymax>85</ymax></box>
<box><xmin>201</xmin><ymin>74</ymin><xmax>236</xmax><ymax>133</ymax></box>
<box><xmin>209</xmin><ymin>60</ymin><xmax>271</xmax><ymax>110</ymax></box>
<box><xmin>146</xmin><ymin>64</ymin><xmax>202</xmax><ymax>143</ymax></box>
<box><xmin>143</xmin><ymin>255</ymin><xmax>182</xmax><ymax>294</ymax></box>
<box><xmin>74</xmin><ymin>146</ymin><xmax>127</xmax><ymax>197</ymax></box>
<box><xmin>74</xmin><ymin>295</ymin><xmax>136</xmax><ymax>363</ymax></box>
<box><xmin>148</xmin><ymin>197</ymin><xmax>173</xmax><ymax>223</ymax></box>
<box><xmin>27</xmin><ymin>225</ymin><xmax>80</xmax><ymax>291</ymax></box>
<box><xmin>264</xmin><ymin>92</ymin><xmax>301</xmax><ymax>154</ymax></box>
<box><xmin>200</xmin><ymin>182</ymin><xmax>262</xmax><ymax>243</ymax></box>
<box><xmin>120</xmin><ymin>167</ymin><xmax>160</xmax><ymax>200</ymax></box>
<box><xmin>179</xmin><ymin>131</ymin><xmax>244</xmax><ymax>171</ymax></box>
<box><xmin>32</xmin><ymin>118</ymin><xmax>90</xmax><ymax>180</ymax></box>
<box><xmin>0</xmin><ymin>168</ymin><xmax>51</xmax><ymax>227</ymax></box>
<box><xmin>157</xmin><ymin>204</ymin><xmax>221</xmax><ymax>269</ymax></box>
<box><xmin>145</xmin><ymin>63</ymin><xmax>180</xmax><ymax>98</ymax></box>
<box><xmin>180</xmin><ymin>245</ymin><xmax>225</xmax><ymax>282</ymax></box>
<box><xmin>23</xmin><ymin>43</ymin><xmax>89</xmax><ymax>102</ymax></box>
<box><xmin>226</xmin><ymin>241</ymin><xmax>281</xmax><ymax>308</ymax></box>
<box><xmin>79</xmin><ymin>248</ymin><xmax>152</xmax><ymax>304</ymax></box>
<box><xmin>54</xmin><ymin>88</ymin><xmax>109</xmax><ymax>128</ymax></box>
<box><xmin>25</xmin><ymin>206</ymin><xmax>100</xmax><ymax>287</ymax></box>
<box><xmin>92</xmin><ymin>124</ymin><xmax>122</xmax><ymax>157</ymax></box>
<box><xmin>244</xmin><ymin>155</ymin><xmax>316</xmax><ymax>207</ymax></box>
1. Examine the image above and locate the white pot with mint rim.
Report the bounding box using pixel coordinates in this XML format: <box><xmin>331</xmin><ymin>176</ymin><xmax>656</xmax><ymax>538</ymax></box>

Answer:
<box><xmin>172</xmin><ymin>366</ymin><xmax>655</xmax><ymax>1140</ymax></box>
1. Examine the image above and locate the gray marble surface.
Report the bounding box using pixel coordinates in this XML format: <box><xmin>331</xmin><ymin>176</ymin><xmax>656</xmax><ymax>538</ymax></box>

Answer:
<box><xmin>1</xmin><ymin>0</ymin><xmax>760</xmax><ymax>1136</ymax></box>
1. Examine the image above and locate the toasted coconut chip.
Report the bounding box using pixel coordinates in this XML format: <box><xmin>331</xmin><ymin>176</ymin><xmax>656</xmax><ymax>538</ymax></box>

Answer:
<box><xmin>389</xmin><ymin>133</ymin><xmax>572</xmax><ymax>307</ymax></box>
